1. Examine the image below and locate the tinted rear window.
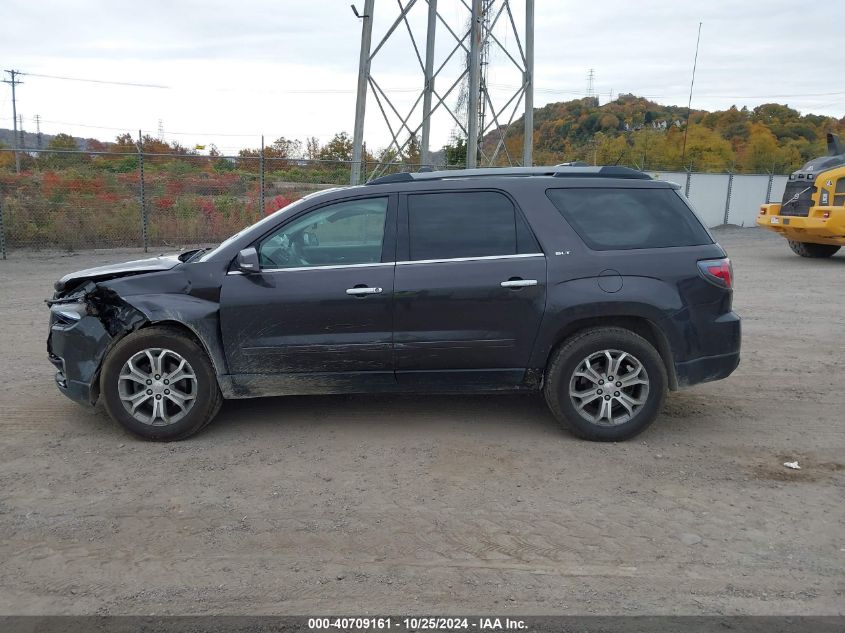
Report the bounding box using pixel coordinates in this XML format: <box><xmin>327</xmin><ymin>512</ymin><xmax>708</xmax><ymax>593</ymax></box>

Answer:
<box><xmin>407</xmin><ymin>191</ymin><xmax>539</xmax><ymax>260</ymax></box>
<box><xmin>545</xmin><ymin>187</ymin><xmax>711</xmax><ymax>250</ymax></box>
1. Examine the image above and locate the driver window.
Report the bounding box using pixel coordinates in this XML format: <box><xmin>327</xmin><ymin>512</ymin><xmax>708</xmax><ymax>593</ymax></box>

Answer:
<box><xmin>258</xmin><ymin>197</ymin><xmax>388</xmax><ymax>270</ymax></box>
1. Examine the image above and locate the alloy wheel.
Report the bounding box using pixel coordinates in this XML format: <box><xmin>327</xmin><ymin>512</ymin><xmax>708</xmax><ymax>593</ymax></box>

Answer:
<box><xmin>568</xmin><ymin>349</ymin><xmax>650</xmax><ymax>426</ymax></box>
<box><xmin>117</xmin><ymin>348</ymin><xmax>198</xmax><ymax>426</ymax></box>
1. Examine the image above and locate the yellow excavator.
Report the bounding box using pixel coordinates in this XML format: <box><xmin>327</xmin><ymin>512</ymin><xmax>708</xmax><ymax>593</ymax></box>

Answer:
<box><xmin>757</xmin><ymin>133</ymin><xmax>845</xmax><ymax>257</ymax></box>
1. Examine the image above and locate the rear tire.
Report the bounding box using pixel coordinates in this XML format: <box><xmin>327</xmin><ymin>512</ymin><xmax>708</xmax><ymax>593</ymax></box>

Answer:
<box><xmin>544</xmin><ymin>327</ymin><xmax>667</xmax><ymax>441</ymax></box>
<box><xmin>787</xmin><ymin>241</ymin><xmax>840</xmax><ymax>258</ymax></box>
<box><xmin>101</xmin><ymin>326</ymin><xmax>222</xmax><ymax>441</ymax></box>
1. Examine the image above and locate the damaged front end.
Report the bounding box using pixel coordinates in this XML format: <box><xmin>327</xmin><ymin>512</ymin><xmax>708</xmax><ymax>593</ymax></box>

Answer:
<box><xmin>47</xmin><ymin>282</ymin><xmax>147</xmax><ymax>406</ymax></box>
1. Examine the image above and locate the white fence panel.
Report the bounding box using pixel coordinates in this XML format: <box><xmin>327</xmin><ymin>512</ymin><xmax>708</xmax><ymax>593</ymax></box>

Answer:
<box><xmin>650</xmin><ymin>171</ymin><xmax>689</xmax><ymax>191</ymax></box>
<box><xmin>687</xmin><ymin>173</ymin><xmax>730</xmax><ymax>227</ymax></box>
<box><xmin>769</xmin><ymin>175</ymin><xmax>788</xmax><ymax>204</ymax></box>
<box><xmin>626</xmin><ymin>171</ymin><xmax>787</xmax><ymax>228</ymax></box>
<box><xmin>728</xmin><ymin>175</ymin><xmax>770</xmax><ymax>227</ymax></box>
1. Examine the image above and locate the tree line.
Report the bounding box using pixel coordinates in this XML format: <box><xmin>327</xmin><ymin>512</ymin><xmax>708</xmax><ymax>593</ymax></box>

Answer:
<box><xmin>2</xmin><ymin>94</ymin><xmax>842</xmax><ymax>174</ymax></box>
<box><xmin>481</xmin><ymin>94</ymin><xmax>844</xmax><ymax>173</ymax></box>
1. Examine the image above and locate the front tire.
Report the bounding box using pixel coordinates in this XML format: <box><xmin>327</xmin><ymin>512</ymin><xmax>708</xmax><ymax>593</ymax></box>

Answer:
<box><xmin>787</xmin><ymin>241</ymin><xmax>840</xmax><ymax>258</ymax></box>
<box><xmin>544</xmin><ymin>327</ymin><xmax>667</xmax><ymax>441</ymax></box>
<box><xmin>100</xmin><ymin>326</ymin><xmax>222</xmax><ymax>441</ymax></box>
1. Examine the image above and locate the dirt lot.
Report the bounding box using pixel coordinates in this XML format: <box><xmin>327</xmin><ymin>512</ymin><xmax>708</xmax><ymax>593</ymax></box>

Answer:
<box><xmin>0</xmin><ymin>227</ymin><xmax>843</xmax><ymax>615</ymax></box>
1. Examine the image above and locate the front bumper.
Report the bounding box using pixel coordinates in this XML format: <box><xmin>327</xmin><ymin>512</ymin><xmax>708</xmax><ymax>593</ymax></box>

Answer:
<box><xmin>757</xmin><ymin>205</ymin><xmax>845</xmax><ymax>246</ymax></box>
<box><xmin>47</xmin><ymin>308</ymin><xmax>113</xmax><ymax>406</ymax></box>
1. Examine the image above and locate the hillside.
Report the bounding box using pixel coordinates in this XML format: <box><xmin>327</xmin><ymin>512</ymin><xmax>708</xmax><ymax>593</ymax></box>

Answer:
<box><xmin>483</xmin><ymin>94</ymin><xmax>845</xmax><ymax>173</ymax></box>
<box><xmin>0</xmin><ymin>129</ymin><xmax>88</xmax><ymax>151</ymax></box>
<box><xmin>3</xmin><ymin>94</ymin><xmax>843</xmax><ymax>175</ymax></box>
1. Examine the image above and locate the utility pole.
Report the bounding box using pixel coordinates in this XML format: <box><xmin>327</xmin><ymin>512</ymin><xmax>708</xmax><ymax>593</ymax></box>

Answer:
<box><xmin>476</xmin><ymin>0</ymin><xmax>492</xmax><ymax>158</ymax></box>
<box><xmin>2</xmin><ymin>69</ymin><xmax>23</xmax><ymax>173</ymax></box>
<box><xmin>259</xmin><ymin>135</ymin><xmax>266</xmax><ymax>215</ymax></box>
<box><xmin>18</xmin><ymin>114</ymin><xmax>25</xmax><ymax>149</ymax></box>
<box><xmin>34</xmin><ymin>114</ymin><xmax>42</xmax><ymax>149</ymax></box>
<box><xmin>350</xmin><ymin>0</ymin><xmax>375</xmax><ymax>185</ymax></box>
<box><xmin>138</xmin><ymin>130</ymin><xmax>148</xmax><ymax>252</ymax></box>
<box><xmin>420</xmin><ymin>0</ymin><xmax>437</xmax><ymax>167</ymax></box>
<box><xmin>523</xmin><ymin>0</ymin><xmax>534</xmax><ymax>167</ymax></box>
<box><xmin>466</xmin><ymin>0</ymin><xmax>482</xmax><ymax>168</ymax></box>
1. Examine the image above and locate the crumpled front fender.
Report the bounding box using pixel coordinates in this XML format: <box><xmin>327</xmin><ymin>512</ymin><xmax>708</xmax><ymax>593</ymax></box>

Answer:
<box><xmin>115</xmin><ymin>293</ymin><xmax>228</xmax><ymax>377</ymax></box>
<box><xmin>48</xmin><ymin>312</ymin><xmax>113</xmax><ymax>406</ymax></box>
<box><xmin>48</xmin><ymin>285</ymin><xmax>148</xmax><ymax>406</ymax></box>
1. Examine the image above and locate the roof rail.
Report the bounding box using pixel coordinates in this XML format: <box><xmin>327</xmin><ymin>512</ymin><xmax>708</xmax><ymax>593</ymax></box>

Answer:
<box><xmin>365</xmin><ymin>165</ymin><xmax>650</xmax><ymax>185</ymax></box>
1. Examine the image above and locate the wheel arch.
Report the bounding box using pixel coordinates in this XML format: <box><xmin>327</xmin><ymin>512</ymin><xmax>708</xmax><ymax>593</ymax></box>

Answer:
<box><xmin>543</xmin><ymin>316</ymin><xmax>678</xmax><ymax>391</ymax></box>
<box><xmin>139</xmin><ymin>319</ymin><xmax>227</xmax><ymax>378</ymax></box>
<box><xmin>113</xmin><ymin>293</ymin><xmax>229</xmax><ymax>378</ymax></box>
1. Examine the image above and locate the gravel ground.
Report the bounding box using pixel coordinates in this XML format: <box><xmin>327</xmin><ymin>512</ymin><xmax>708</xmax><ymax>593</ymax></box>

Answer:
<box><xmin>0</xmin><ymin>227</ymin><xmax>843</xmax><ymax>615</ymax></box>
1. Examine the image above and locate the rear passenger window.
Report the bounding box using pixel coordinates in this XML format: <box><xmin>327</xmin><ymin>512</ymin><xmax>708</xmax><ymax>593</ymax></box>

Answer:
<box><xmin>545</xmin><ymin>188</ymin><xmax>711</xmax><ymax>250</ymax></box>
<box><xmin>407</xmin><ymin>191</ymin><xmax>539</xmax><ymax>261</ymax></box>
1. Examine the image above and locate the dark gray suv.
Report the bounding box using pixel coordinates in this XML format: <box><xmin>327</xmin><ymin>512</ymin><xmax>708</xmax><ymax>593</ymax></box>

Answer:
<box><xmin>47</xmin><ymin>166</ymin><xmax>740</xmax><ymax>442</ymax></box>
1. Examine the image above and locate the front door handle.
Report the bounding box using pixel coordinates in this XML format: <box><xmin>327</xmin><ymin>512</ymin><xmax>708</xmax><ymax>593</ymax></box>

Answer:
<box><xmin>346</xmin><ymin>286</ymin><xmax>383</xmax><ymax>296</ymax></box>
<box><xmin>500</xmin><ymin>279</ymin><xmax>537</xmax><ymax>288</ymax></box>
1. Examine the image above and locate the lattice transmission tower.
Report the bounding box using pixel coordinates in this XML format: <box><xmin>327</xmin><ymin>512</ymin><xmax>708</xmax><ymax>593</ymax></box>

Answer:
<box><xmin>350</xmin><ymin>0</ymin><xmax>535</xmax><ymax>184</ymax></box>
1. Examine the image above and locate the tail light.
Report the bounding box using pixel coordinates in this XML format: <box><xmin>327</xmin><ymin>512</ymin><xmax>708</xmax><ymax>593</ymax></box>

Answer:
<box><xmin>698</xmin><ymin>258</ymin><xmax>733</xmax><ymax>289</ymax></box>
<box><xmin>759</xmin><ymin>206</ymin><xmax>767</xmax><ymax>215</ymax></box>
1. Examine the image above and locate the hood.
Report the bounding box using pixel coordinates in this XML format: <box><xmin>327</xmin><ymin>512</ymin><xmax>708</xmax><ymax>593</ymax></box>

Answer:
<box><xmin>54</xmin><ymin>254</ymin><xmax>182</xmax><ymax>293</ymax></box>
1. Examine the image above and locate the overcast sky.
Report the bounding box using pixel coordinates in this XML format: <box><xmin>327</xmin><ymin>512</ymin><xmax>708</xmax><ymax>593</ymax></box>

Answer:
<box><xmin>1</xmin><ymin>0</ymin><xmax>843</xmax><ymax>155</ymax></box>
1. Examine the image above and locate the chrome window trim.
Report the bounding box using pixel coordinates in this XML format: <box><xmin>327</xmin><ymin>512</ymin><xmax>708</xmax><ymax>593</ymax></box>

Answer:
<box><xmin>396</xmin><ymin>253</ymin><xmax>545</xmax><ymax>266</ymax></box>
<box><xmin>226</xmin><ymin>252</ymin><xmax>545</xmax><ymax>275</ymax></box>
<box><xmin>228</xmin><ymin>261</ymin><xmax>395</xmax><ymax>275</ymax></box>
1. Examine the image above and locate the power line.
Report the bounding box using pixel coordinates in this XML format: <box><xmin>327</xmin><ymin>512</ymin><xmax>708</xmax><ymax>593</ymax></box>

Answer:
<box><xmin>21</xmin><ymin>72</ymin><xmax>170</xmax><ymax>89</ymax></box>
<box><xmin>22</xmin><ymin>118</ymin><xmax>266</xmax><ymax>136</ymax></box>
<box><xmin>703</xmin><ymin>90</ymin><xmax>845</xmax><ymax>99</ymax></box>
<box><xmin>681</xmin><ymin>22</ymin><xmax>703</xmax><ymax>168</ymax></box>
<box><xmin>21</xmin><ymin>71</ymin><xmax>422</xmax><ymax>95</ymax></box>
<box><xmin>14</xmin><ymin>69</ymin><xmax>845</xmax><ymax>103</ymax></box>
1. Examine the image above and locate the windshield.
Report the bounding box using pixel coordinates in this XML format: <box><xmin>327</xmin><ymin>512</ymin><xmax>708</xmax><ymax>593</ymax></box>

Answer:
<box><xmin>196</xmin><ymin>194</ymin><xmax>319</xmax><ymax>263</ymax></box>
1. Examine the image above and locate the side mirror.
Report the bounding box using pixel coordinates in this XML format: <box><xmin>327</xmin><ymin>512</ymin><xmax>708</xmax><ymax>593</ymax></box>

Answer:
<box><xmin>235</xmin><ymin>247</ymin><xmax>260</xmax><ymax>273</ymax></box>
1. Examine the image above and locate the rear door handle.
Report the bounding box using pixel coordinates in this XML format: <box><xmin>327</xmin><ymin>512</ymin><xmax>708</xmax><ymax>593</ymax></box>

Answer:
<box><xmin>346</xmin><ymin>286</ymin><xmax>383</xmax><ymax>296</ymax></box>
<box><xmin>500</xmin><ymin>279</ymin><xmax>537</xmax><ymax>288</ymax></box>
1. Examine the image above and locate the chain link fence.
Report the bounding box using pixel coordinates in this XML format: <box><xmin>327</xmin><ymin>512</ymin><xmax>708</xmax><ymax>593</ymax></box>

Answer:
<box><xmin>0</xmin><ymin>147</ymin><xmax>787</xmax><ymax>259</ymax></box>
<box><xmin>0</xmin><ymin>148</ymin><xmax>379</xmax><ymax>257</ymax></box>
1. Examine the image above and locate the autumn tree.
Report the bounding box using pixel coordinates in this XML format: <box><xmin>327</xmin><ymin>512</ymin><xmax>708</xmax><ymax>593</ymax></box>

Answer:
<box><xmin>0</xmin><ymin>141</ymin><xmax>15</xmax><ymax>170</ymax></box>
<box><xmin>403</xmin><ymin>135</ymin><xmax>421</xmax><ymax>165</ymax></box>
<box><xmin>271</xmin><ymin>137</ymin><xmax>302</xmax><ymax>159</ymax></box>
<box><xmin>740</xmin><ymin>123</ymin><xmax>783</xmax><ymax>173</ymax></box>
<box><xmin>443</xmin><ymin>137</ymin><xmax>467</xmax><ymax>166</ymax></box>
<box><xmin>111</xmin><ymin>133</ymin><xmax>138</xmax><ymax>153</ymax></box>
<box><xmin>678</xmin><ymin>126</ymin><xmax>734</xmax><ymax>171</ymax></box>
<box><xmin>236</xmin><ymin>136</ymin><xmax>302</xmax><ymax>171</ymax></box>
<box><xmin>45</xmin><ymin>133</ymin><xmax>87</xmax><ymax>167</ymax></box>
<box><xmin>305</xmin><ymin>136</ymin><xmax>321</xmax><ymax>161</ymax></box>
<box><xmin>318</xmin><ymin>132</ymin><xmax>354</xmax><ymax>162</ymax></box>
